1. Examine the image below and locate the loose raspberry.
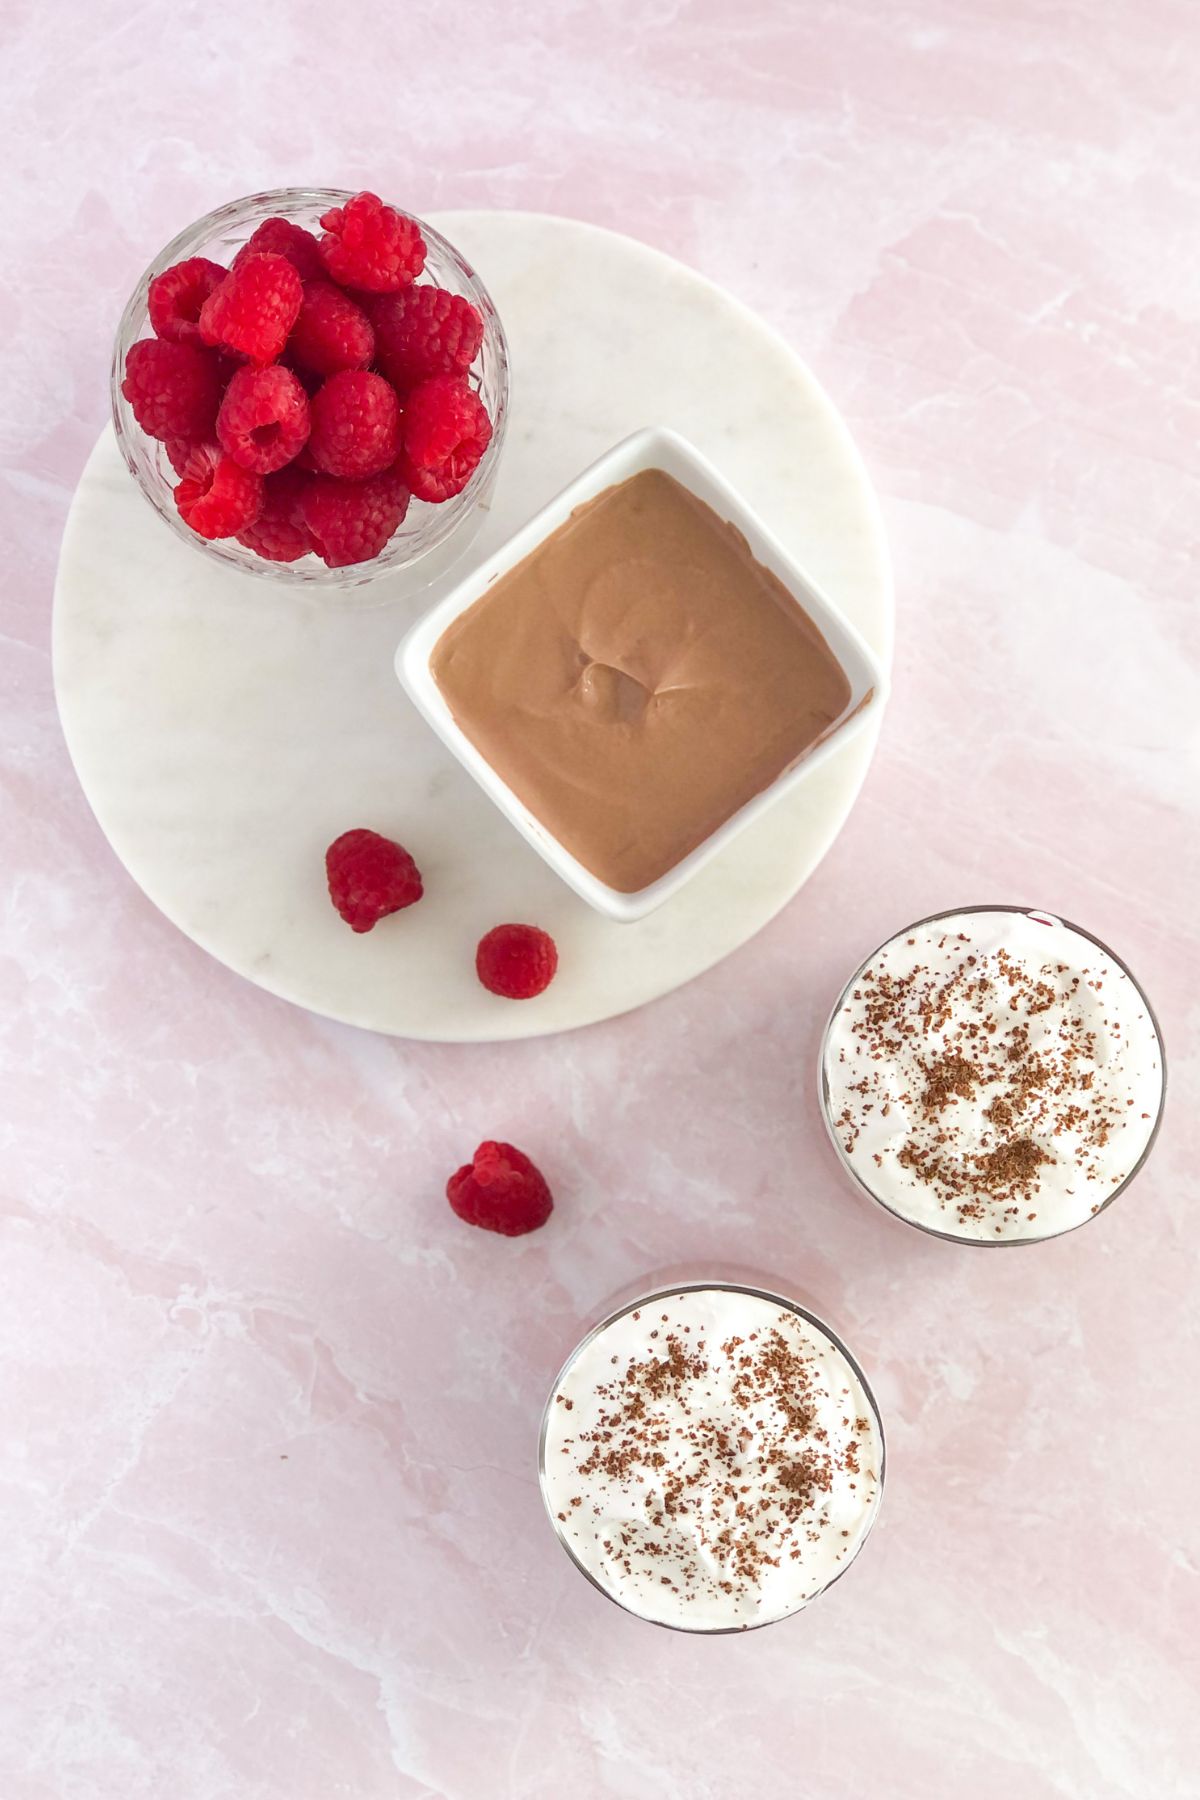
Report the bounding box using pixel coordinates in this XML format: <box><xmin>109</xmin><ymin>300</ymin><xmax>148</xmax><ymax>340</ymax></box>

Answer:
<box><xmin>446</xmin><ymin>1142</ymin><xmax>553</xmax><ymax>1237</ymax></box>
<box><xmin>121</xmin><ymin>338</ymin><xmax>222</xmax><ymax>442</ymax></box>
<box><xmin>216</xmin><ymin>364</ymin><xmax>310</xmax><ymax>473</ymax></box>
<box><xmin>300</xmin><ymin>465</ymin><xmax>410</xmax><ymax>567</ymax></box>
<box><xmin>287</xmin><ymin>280</ymin><xmax>375</xmax><ymax>377</ymax></box>
<box><xmin>370</xmin><ymin>286</ymin><xmax>483</xmax><ymax>393</ymax></box>
<box><xmin>325</xmin><ymin>827</ymin><xmax>422</xmax><ymax>931</ymax></box>
<box><xmin>148</xmin><ymin>257</ymin><xmax>227</xmax><ymax>346</ymax></box>
<box><xmin>398</xmin><ymin>375</ymin><xmax>492</xmax><ymax>503</ymax></box>
<box><xmin>318</xmin><ymin>191</ymin><xmax>425</xmax><ymax>293</ymax></box>
<box><xmin>475</xmin><ymin>924</ymin><xmax>558</xmax><ymax>999</ymax></box>
<box><xmin>173</xmin><ymin>443</ymin><xmax>263</xmax><ymax>540</ymax></box>
<box><xmin>199</xmin><ymin>253</ymin><xmax>303</xmax><ymax>363</ymax></box>
<box><xmin>232</xmin><ymin>217</ymin><xmax>325</xmax><ymax>283</ymax></box>
<box><xmin>236</xmin><ymin>467</ymin><xmax>311</xmax><ymax>561</ymax></box>
<box><xmin>308</xmin><ymin>370</ymin><xmax>401</xmax><ymax>479</ymax></box>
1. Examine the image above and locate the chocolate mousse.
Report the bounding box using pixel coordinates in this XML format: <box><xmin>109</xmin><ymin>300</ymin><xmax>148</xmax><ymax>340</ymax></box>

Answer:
<box><xmin>429</xmin><ymin>470</ymin><xmax>853</xmax><ymax>893</ymax></box>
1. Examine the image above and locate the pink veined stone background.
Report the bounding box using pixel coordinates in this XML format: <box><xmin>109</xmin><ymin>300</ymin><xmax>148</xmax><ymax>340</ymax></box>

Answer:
<box><xmin>2</xmin><ymin>2</ymin><xmax>1198</xmax><ymax>1795</ymax></box>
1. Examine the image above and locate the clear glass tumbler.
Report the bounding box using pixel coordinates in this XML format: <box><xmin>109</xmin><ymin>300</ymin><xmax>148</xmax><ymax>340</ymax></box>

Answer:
<box><xmin>538</xmin><ymin>1278</ymin><xmax>886</xmax><ymax>1633</ymax></box>
<box><xmin>819</xmin><ymin>904</ymin><xmax>1167</xmax><ymax>1246</ymax></box>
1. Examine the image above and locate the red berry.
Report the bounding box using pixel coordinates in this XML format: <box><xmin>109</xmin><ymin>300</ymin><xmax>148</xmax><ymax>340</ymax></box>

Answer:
<box><xmin>236</xmin><ymin>467</ymin><xmax>311</xmax><ymax>562</ymax></box>
<box><xmin>325</xmin><ymin>827</ymin><xmax>422</xmax><ymax>931</ymax></box>
<box><xmin>148</xmin><ymin>257</ymin><xmax>227</xmax><ymax>346</ymax></box>
<box><xmin>300</xmin><ymin>466</ymin><xmax>410</xmax><ymax>567</ymax></box>
<box><xmin>308</xmin><ymin>369</ymin><xmax>401</xmax><ymax>479</ymax></box>
<box><xmin>216</xmin><ymin>364</ymin><xmax>310</xmax><ymax>473</ymax></box>
<box><xmin>446</xmin><ymin>1142</ymin><xmax>553</xmax><ymax>1238</ymax></box>
<box><xmin>173</xmin><ymin>443</ymin><xmax>263</xmax><ymax>540</ymax></box>
<box><xmin>287</xmin><ymin>280</ymin><xmax>375</xmax><ymax>378</ymax></box>
<box><xmin>164</xmin><ymin>436</ymin><xmax>202</xmax><ymax>476</ymax></box>
<box><xmin>398</xmin><ymin>375</ymin><xmax>492</xmax><ymax>503</ymax></box>
<box><xmin>122</xmin><ymin>338</ymin><xmax>222</xmax><ymax>442</ymax></box>
<box><xmin>233</xmin><ymin>217</ymin><xmax>325</xmax><ymax>283</ymax></box>
<box><xmin>475</xmin><ymin>924</ymin><xmax>558</xmax><ymax>999</ymax></box>
<box><xmin>199</xmin><ymin>253</ymin><xmax>303</xmax><ymax>363</ymax></box>
<box><xmin>318</xmin><ymin>191</ymin><xmax>425</xmax><ymax>293</ymax></box>
<box><xmin>370</xmin><ymin>286</ymin><xmax>483</xmax><ymax>393</ymax></box>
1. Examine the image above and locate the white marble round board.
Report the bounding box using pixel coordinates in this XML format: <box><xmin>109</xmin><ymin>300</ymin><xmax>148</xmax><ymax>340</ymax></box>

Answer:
<box><xmin>53</xmin><ymin>211</ymin><xmax>893</xmax><ymax>1042</ymax></box>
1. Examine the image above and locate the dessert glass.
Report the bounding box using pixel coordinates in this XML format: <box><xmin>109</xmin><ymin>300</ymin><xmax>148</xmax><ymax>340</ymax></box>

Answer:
<box><xmin>538</xmin><ymin>1279</ymin><xmax>886</xmax><ymax>1634</ymax></box>
<box><xmin>819</xmin><ymin>905</ymin><xmax>1167</xmax><ymax>1246</ymax></box>
<box><xmin>111</xmin><ymin>187</ymin><xmax>509</xmax><ymax>596</ymax></box>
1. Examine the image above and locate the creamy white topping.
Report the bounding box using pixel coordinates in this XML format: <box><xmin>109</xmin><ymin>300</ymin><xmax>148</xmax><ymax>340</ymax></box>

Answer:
<box><xmin>541</xmin><ymin>1287</ymin><xmax>882</xmax><ymax>1630</ymax></box>
<box><xmin>822</xmin><ymin>909</ymin><xmax>1164</xmax><ymax>1242</ymax></box>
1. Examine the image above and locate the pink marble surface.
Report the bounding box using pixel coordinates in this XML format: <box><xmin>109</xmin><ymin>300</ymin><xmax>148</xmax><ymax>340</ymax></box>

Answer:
<box><xmin>3</xmin><ymin>2</ymin><xmax>1198</xmax><ymax>1795</ymax></box>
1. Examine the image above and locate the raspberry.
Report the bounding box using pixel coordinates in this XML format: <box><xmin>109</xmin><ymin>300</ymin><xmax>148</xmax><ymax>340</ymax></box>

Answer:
<box><xmin>325</xmin><ymin>827</ymin><xmax>422</xmax><ymax>931</ymax></box>
<box><xmin>300</xmin><ymin>466</ymin><xmax>410</xmax><ymax>567</ymax></box>
<box><xmin>121</xmin><ymin>338</ymin><xmax>222</xmax><ymax>442</ymax></box>
<box><xmin>148</xmin><ymin>257</ymin><xmax>227</xmax><ymax>346</ymax></box>
<box><xmin>232</xmin><ymin>217</ymin><xmax>325</xmax><ymax>283</ymax></box>
<box><xmin>370</xmin><ymin>286</ymin><xmax>483</xmax><ymax>393</ymax></box>
<box><xmin>475</xmin><ymin>924</ymin><xmax>558</xmax><ymax>999</ymax></box>
<box><xmin>398</xmin><ymin>375</ymin><xmax>492</xmax><ymax>503</ymax></box>
<box><xmin>216</xmin><ymin>364</ymin><xmax>310</xmax><ymax>473</ymax></box>
<box><xmin>318</xmin><ymin>191</ymin><xmax>426</xmax><ymax>293</ymax></box>
<box><xmin>173</xmin><ymin>443</ymin><xmax>263</xmax><ymax>540</ymax></box>
<box><xmin>308</xmin><ymin>370</ymin><xmax>401</xmax><ymax>479</ymax></box>
<box><xmin>164</xmin><ymin>436</ymin><xmax>203</xmax><ymax>476</ymax></box>
<box><xmin>236</xmin><ymin>467</ymin><xmax>311</xmax><ymax>561</ymax></box>
<box><xmin>287</xmin><ymin>280</ymin><xmax>375</xmax><ymax>377</ymax></box>
<box><xmin>199</xmin><ymin>253</ymin><xmax>303</xmax><ymax>363</ymax></box>
<box><xmin>446</xmin><ymin>1142</ymin><xmax>553</xmax><ymax>1237</ymax></box>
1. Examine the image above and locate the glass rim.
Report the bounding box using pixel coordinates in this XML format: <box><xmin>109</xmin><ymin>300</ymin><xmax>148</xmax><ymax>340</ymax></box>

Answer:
<box><xmin>818</xmin><ymin>903</ymin><xmax>1169</xmax><ymax>1248</ymax></box>
<box><xmin>109</xmin><ymin>185</ymin><xmax>510</xmax><ymax>594</ymax></box>
<box><xmin>537</xmin><ymin>1277</ymin><xmax>887</xmax><ymax>1636</ymax></box>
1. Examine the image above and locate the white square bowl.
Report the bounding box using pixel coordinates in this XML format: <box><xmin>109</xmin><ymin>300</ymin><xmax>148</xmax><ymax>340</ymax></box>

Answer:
<box><xmin>395</xmin><ymin>427</ymin><xmax>888</xmax><ymax>922</ymax></box>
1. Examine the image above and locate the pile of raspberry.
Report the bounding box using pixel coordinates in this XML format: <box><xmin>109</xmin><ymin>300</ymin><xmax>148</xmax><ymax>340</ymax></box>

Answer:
<box><xmin>121</xmin><ymin>192</ymin><xmax>493</xmax><ymax>569</ymax></box>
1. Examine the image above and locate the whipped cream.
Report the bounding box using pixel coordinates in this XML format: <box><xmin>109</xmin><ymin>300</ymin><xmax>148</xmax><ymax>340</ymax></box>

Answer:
<box><xmin>540</xmin><ymin>1286</ymin><xmax>883</xmax><ymax>1631</ymax></box>
<box><xmin>822</xmin><ymin>909</ymin><xmax>1164</xmax><ymax>1242</ymax></box>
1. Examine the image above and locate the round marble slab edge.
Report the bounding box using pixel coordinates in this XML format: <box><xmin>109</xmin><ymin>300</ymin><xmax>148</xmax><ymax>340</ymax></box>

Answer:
<box><xmin>52</xmin><ymin>209</ymin><xmax>893</xmax><ymax>1042</ymax></box>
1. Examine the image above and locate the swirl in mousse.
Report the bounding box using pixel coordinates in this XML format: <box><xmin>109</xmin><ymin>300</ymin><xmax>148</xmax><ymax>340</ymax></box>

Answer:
<box><xmin>540</xmin><ymin>1284</ymin><xmax>883</xmax><ymax>1631</ymax></box>
<box><xmin>821</xmin><ymin>908</ymin><xmax>1165</xmax><ymax>1243</ymax></box>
